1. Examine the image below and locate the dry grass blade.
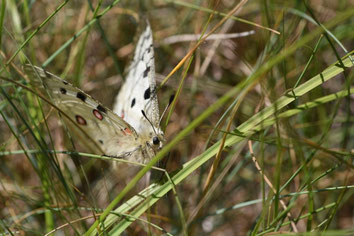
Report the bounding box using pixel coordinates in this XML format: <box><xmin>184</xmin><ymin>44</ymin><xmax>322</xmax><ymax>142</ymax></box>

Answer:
<box><xmin>0</xmin><ymin>1</ymin><xmax>353</xmax><ymax>235</ymax></box>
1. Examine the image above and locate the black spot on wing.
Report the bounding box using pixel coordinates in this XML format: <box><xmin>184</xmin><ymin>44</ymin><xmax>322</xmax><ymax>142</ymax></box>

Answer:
<box><xmin>144</xmin><ymin>88</ymin><xmax>151</xmax><ymax>100</ymax></box>
<box><xmin>76</xmin><ymin>92</ymin><xmax>86</xmax><ymax>102</ymax></box>
<box><xmin>60</xmin><ymin>88</ymin><xmax>67</xmax><ymax>94</ymax></box>
<box><xmin>143</xmin><ymin>66</ymin><xmax>150</xmax><ymax>78</ymax></box>
<box><xmin>131</xmin><ymin>98</ymin><xmax>136</xmax><ymax>108</ymax></box>
<box><xmin>97</xmin><ymin>104</ymin><xmax>107</xmax><ymax>114</ymax></box>
<box><xmin>62</xmin><ymin>80</ymin><xmax>69</xmax><ymax>85</ymax></box>
<box><xmin>98</xmin><ymin>139</ymin><xmax>104</xmax><ymax>144</ymax></box>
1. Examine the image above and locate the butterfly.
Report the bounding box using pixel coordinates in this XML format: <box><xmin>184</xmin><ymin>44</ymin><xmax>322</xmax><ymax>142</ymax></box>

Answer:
<box><xmin>25</xmin><ymin>23</ymin><xmax>164</xmax><ymax>164</ymax></box>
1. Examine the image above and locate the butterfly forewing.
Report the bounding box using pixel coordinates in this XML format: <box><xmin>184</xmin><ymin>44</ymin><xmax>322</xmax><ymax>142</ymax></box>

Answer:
<box><xmin>25</xmin><ymin>65</ymin><xmax>141</xmax><ymax>158</ymax></box>
<box><xmin>113</xmin><ymin>23</ymin><xmax>160</xmax><ymax>137</ymax></box>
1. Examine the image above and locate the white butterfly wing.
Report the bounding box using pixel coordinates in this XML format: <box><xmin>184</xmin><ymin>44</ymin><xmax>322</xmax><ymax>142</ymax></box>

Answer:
<box><xmin>113</xmin><ymin>24</ymin><xmax>161</xmax><ymax>137</ymax></box>
<box><xmin>25</xmin><ymin>65</ymin><xmax>144</xmax><ymax>160</ymax></box>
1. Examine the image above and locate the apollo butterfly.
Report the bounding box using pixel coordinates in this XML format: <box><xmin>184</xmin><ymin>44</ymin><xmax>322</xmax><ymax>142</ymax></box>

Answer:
<box><xmin>25</xmin><ymin>23</ymin><xmax>164</xmax><ymax>164</ymax></box>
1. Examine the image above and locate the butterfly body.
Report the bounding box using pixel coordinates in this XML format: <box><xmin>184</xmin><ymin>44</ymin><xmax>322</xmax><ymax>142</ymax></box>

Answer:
<box><xmin>26</xmin><ymin>23</ymin><xmax>163</xmax><ymax>164</ymax></box>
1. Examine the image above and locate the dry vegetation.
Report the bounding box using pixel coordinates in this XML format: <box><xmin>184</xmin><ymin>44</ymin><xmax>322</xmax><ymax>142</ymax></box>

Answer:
<box><xmin>0</xmin><ymin>0</ymin><xmax>353</xmax><ymax>235</ymax></box>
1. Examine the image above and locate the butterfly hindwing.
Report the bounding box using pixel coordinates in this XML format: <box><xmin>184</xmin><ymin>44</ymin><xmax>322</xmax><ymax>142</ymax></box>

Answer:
<box><xmin>113</xmin><ymin>23</ymin><xmax>160</xmax><ymax>137</ymax></box>
<box><xmin>25</xmin><ymin>65</ymin><xmax>141</xmax><ymax>158</ymax></box>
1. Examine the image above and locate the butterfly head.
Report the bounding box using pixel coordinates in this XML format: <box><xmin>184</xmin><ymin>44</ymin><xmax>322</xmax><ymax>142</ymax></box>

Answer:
<box><xmin>140</xmin><ymin>110</ymin><xmax>164</xmax><ymax>150</ymax></box>
<box><xmin>140</xmin><ymin>129</ymin><xmax>164</xmax><ymax>162</ymax></box>
<box><xmin>152</xmin><ymin>130</ymin><xmax>164</xmax><ymax>150</ymax></box>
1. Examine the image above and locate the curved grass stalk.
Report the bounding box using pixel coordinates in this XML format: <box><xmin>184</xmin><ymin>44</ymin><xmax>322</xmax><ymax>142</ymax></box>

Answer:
<box><xmin>88</xmin><ymin>49</ymin><xmax>353</xmax><ymax>235</ymax></box>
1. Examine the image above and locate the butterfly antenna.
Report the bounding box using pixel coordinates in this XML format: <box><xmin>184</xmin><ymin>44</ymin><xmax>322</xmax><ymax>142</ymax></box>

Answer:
<box><xmin>159</xmin><ymin>94</ymin><xmax>175</xmax><ymax>125</ymax></box>
<box><xmin>141</xmin><ymin>110</ymin><xmax>157</xmax><ymax>135</ymax></box>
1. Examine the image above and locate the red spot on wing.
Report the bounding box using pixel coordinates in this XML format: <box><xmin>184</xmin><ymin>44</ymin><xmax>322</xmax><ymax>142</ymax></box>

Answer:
<box><xmin>124</xmin><ymin>128</ymin><xmax>132</xmax><ymax>135</ymax></box>
<box><xmin>121</xmin><ymin>127</ymin><xmax>132</xmax><ymax>136</ymax></box>
<box><xmin>75</xmin><ymin>115</ymin><xmax>87</xmax><ymax>125</ymax></box>
<box><xmin>93</xmin><ymin>109</ymin><xmax>103</xmax><ymax>120</ymax></box>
